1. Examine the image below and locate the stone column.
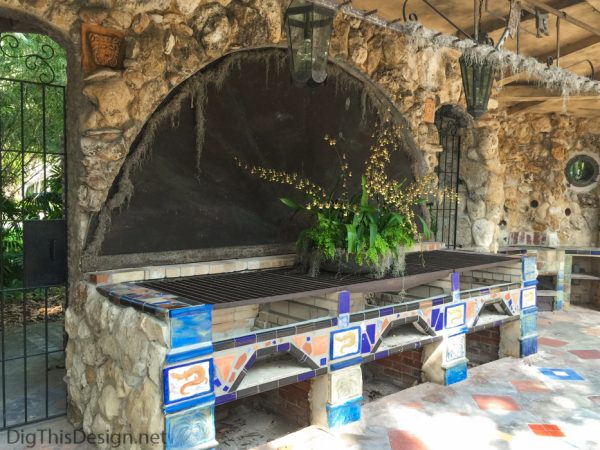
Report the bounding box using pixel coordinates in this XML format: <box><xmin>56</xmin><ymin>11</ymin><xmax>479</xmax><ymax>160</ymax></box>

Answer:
<box><xmin>310</xmin><ymin>365</ymin><xmax>363</xmax><ymax>429</ymax></box>
<box><xmin>499</xmin><ymin>319</ymin><xmax>521</xmax><ymax>358</ymax></box>
<box><xmin>422</xmin><ymin>333</ymin><xmax>468</xmax><ymax>386</ymax></box>
<box><xmin>422</xmin><ymin>274</ymin><xmax>468</xmax><ymax>386</ymax></box>
<box><xmin>310</xmin><ymin>291</ymin><xmax>363</xmax><ymax>429</ymax></box>
<box><xmin>461</xmin><ymin>120</ymin><xmax>505</xmax><ymax>252</ymax></box>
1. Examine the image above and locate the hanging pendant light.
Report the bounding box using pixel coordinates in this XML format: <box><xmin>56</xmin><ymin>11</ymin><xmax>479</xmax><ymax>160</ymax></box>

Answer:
<box><xmin>459</xmin><ymin>52</ymin><xmax>496</xmax><ymax>119</ymax></box>
<box><xmin>285</xmin><ymin>0</ymin><xmax>335</xmax><ymax>85</ymax></box>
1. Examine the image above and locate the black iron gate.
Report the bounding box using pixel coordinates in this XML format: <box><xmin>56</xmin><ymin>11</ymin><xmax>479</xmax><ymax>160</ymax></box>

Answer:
<box><xmin>434</xmin><ymin>112</ymin><xmax>462</xmax><ymax>249</ymax></box>
<box><xmin>0</xmin><ymin>33</ymin><xmax>67</xmax><ymax>429</ymax></box>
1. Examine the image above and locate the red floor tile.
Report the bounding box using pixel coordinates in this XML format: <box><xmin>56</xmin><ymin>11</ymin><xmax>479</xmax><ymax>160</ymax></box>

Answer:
<box><xmin>511</xmin><ymin>380</ymin><xmax>550</xmax><ymax>393</ymax></box>
<box><xmin>569</xmin><ymin>349</ymin><xmax>600</xmax><ymax>360</ymax></box>
<box><xmin>538</xmin><ymin>337</ymin><xmax>569</xmax><ymax>347</ymax></box>
<box><xmin>528</xmin><ymin>424</ymin><xmax>565</xmax><ymax>437</ymax></box>
<box><xmin>404</xmin><ymin>401</ymin><xmax>424</xmax><ymax>409</ymax></box>
<box><xmin>472</xmin><ymin>395</ymin><xmax>521</xmax><ymax>411</ymax></box>
<box><xmin>389</xmin><ymin>430</ymin><xmax>430</xmax><ymax>450</ymax></box>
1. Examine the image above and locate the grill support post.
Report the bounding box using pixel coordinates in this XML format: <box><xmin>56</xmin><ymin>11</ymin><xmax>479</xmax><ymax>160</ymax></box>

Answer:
<box><xmin>163</xmin><ymin>304</ymin><xmax>218</xmax><ymax>450</ymax></box>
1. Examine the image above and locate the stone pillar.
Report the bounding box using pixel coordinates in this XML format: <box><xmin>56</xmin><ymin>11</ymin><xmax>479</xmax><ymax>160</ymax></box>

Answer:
<box><xmin>422</xmin><ymin>333</ymin><xmax>468</xmax><ymax>386</ymax></box>
<box><xmin>499</xmin><ymin>319</ymin><xmax>521</xmax><ymax>358</ymax></box>
<box><xmin>311</xmin><ymin>365</ymin><xmax>363</xmax><ymax>429</ymax></box>
<box><xmin>310</xmin><ymin>291</ymin><xmax>364</xmax><ymax>429</ymax></box>
<box><xmin>423</xmin><ymin>273</ymin><xmax>468</xmax><ymax>385</ymax></box>
<box><xmin>461</xmin><ymin>121</ymin><xmax>504</xmax><ymax>252</ymax></box>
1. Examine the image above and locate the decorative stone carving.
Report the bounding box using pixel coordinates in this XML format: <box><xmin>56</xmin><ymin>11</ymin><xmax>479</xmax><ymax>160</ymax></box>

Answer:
<box><xmin>81</xmin><ymin>23</ymin><xmax>125</xmax><ymax>76</ymax></box>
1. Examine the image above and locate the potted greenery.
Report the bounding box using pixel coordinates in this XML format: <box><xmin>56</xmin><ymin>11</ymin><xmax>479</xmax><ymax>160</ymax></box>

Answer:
<box><xmin>235</xmin><ymin>123</ymin><xmax>454</xmax><ymax>278</ymax></box>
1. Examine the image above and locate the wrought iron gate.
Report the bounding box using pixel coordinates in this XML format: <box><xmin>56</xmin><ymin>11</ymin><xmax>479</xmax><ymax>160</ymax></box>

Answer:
<box><xmin>434</xmin><ymin>112</ymin><xmax>462</xmax><ymax>249</ymax></box>
<box><xmin>0</xmin><ymin>33</ymin><xmax>67</xmax><ymax>429</ymax></box>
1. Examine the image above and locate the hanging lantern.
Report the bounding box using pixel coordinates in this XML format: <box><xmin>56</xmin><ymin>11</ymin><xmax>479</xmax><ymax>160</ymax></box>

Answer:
<box><xmin>459</xmin><ymin>53</ymin><xmax>496</xmax><ymax>120</ymax></box>
<box><xmin>285</xmin><ymin>0</ymin><xmax>335</xmax><ymax>85</ymax></box>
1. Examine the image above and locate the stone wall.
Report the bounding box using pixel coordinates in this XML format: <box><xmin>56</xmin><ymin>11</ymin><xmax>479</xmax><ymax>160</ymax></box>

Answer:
<box><xmin>65</xmin><ymin>286</ymin><xmax>168</xmax><ymax>448</ymax></box>
<box><xmin>498</xmin><ymin>114</ymin><xmax>600</xmax><ymax>247</ymax></box>
<box><xmin>2</xmin><ymin>0</ymin><xmax>598</xmax><ymax>263</ymax></box>
<box><xmin>0</xmin><ymin>0</ymin><xmax>466</xmax><ymax>272</ymax></box>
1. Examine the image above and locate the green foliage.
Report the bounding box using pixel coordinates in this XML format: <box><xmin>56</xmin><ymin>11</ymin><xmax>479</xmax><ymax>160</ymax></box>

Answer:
<box><xmin>295</xmin><ymin>175</ymin><xmax>415</xmax><ymax>266</ymax></box>
<box><xmin>237</xmin><ymin>122</ymin><xmax>457</xmax><ymax>273</ymax></box>
<box><xmin>1</xmin><ymin>165</ymin><xmax>64</xmax><ymax>288</ymax></box>
<box><xmin>0</xmin><ymin>33</ymin><xmax>67</xmax><ymax>85</ymax></box>
<box><xmin>0</xmin><ymin>33</ymin><xmax>66</xmax><ymax>288</ymax></box>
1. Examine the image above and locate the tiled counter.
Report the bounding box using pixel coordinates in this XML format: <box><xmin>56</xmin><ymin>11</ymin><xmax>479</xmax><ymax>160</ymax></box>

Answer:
<box><xmin>83</xmin><ymin>252</ymin><xmax>538</xmax><ymax>449</ymax></box>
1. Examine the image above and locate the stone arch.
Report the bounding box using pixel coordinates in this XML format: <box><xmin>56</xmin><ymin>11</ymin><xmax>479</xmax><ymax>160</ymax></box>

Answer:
<box><xmin>83</xmin><ymin>46</ymin><xmax>424</xmax><ymax>270</ymax></box>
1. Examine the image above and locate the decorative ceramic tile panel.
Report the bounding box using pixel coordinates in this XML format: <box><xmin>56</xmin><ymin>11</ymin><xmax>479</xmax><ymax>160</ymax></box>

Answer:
<box><xmin>164</xmin><ymin>359</ymin><xmax>213</xmax><ymax>405</ymax></box>
<box><xmin>330</xmin><ymin>327</ymin><xmax>361</xmax><ymax>360</ymax></box>
<box><xmin>444</xmin><ymin>303</ymin><xmax>466</xmax><ymax>330</ymax></box>
<box><xmin>522</xmin><ymin>256</ymin><xmax>538</xmax><ymax>282</ymax></box>
<box><xmin>165</xmin><ymin>403</ymin><xmax>216</xmax><ymax>450</ymax></box>
<box><xmin>539</xmin><ymin>368</ymin><xmax>585</xmax><ymax>381</ymax></box>
<box><xmin>445</xmin><ymin>333</ymin><xmax>466</xmax><ymax>362</ymax></box>
<box><xmin>520</xmin><ymin>287</ymin><xmax>537</xmax><ymax>310</ymax></box>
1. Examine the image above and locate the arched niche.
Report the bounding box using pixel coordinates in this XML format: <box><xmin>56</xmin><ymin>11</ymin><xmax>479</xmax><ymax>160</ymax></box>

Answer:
<box><xmin>87</xmin><ymin>47</ymin><xmax>422</xmax><ymax>269</ymax></box>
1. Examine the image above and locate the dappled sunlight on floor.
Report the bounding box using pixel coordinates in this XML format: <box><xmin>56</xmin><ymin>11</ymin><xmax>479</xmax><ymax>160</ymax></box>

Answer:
<box><xmin>255</xmin><ymin>306</ymin><xmax>600</xmax><ymax>450</ymax></box>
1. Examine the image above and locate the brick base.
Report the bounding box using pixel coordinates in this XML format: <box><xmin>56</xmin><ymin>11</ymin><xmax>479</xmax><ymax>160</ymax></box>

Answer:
<box><xmin>466</xmin><ymin>328</ymin><xmax>500</xmax><ymax>367</ymax></box>
<box><xmin>255</xmin><ymin>381</ymin><xmax>312</xmax><ymax>427</ymax></box>
<box><xmin>364</xmin><ymin>349</ymin><xmax>423</xmax><ymax>389</ymax></box>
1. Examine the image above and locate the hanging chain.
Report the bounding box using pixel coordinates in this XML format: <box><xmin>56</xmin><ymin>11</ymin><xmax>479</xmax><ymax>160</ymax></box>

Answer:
<box><xmin>477</xmin><ymin>0</ymin><xmax>484</xmax><ymax>42</ymax></box>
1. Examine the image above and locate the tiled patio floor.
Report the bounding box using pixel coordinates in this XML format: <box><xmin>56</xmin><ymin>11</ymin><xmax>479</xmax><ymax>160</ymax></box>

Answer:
<box><xmin>1</xmin><ymin>306</ymin><xmax>598</xmax><ymax>449</ymax></box>
<box><xmin>257</xmin><ymin>305</ymin><xmax>600</xmax><ymax>450</ymax></box>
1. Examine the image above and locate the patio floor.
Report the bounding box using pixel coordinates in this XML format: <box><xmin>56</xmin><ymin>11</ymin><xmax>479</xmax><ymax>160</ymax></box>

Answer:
<box><xmin>257</xmin><ymin>305</ymin><xmax>600</xmax><ymax>450</ymax></box>
<box><xmin>0</xmin><ymin>306</ymin><xmax>598</xmax><ymax>449</ymax></box>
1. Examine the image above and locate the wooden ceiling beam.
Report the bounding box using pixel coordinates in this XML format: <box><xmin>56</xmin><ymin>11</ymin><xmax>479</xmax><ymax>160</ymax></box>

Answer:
<box><xmin>507</xmin><ymin>100</ymin><xmax>548</xmax><ymax>115</ymax></box>
<box><xmin>498</xmin><ymin>85</ymin><xmax>600</xmax><ymax>100</ymax></box>
<box><xmin>524</xmin><ymin>0</ymin><xmax>600</xmax><ymax>37</ymax></box>
<box><xmin>496</xmin><ymin>35</ymin><xmax>600</xmax><ymax>86</ymax></box>
<box><xmin>461</xmin><ymin>0</ymin><xmax>583</xmax><ymax>38</ymax></box>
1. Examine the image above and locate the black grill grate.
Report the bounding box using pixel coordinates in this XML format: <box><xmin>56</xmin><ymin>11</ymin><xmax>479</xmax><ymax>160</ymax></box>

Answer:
<box><xmin>138</xmin><ymin>250</ymin><xmax>516</xmax><ymax>308</ymax></box>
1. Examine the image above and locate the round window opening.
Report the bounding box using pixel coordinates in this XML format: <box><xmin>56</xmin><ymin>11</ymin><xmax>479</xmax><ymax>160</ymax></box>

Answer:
<box><xmin>565</xmin><ymin>155</ymin><xmax>599</xmax><ymax>187</ymax></box>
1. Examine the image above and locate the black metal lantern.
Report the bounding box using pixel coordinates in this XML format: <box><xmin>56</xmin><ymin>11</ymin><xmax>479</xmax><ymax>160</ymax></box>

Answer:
<box><xmin>459</xmin><ymin>54</ymin><xmax>496</xmax><ymax>119</ymax></box>
<box><xmin>285</xmin><ymin>0</ymin><xmax>335</xmax><ymax>84</ymax></box>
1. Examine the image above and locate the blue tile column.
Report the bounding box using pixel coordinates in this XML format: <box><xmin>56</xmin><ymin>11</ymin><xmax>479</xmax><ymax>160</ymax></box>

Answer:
<box><xmin>520</xmin><ymin>306</ymin><xmax>538</xmax><ymax>357</ymax></box>
<box><xmin>520</xmin><ymin>255</ymin><xmax>539</xmax><ymax>357</ymax></box>
<box><xmin>320</xmin><ymin>291</ymin><xmax>363</xmax><ymax>429</ymax></box>
<box><xmin>555</xmin><ymin>256</ymin><xmax>565</xmax><ymax>311</ymax></box>
<box><xmin>443</xmin><ymin>333</ymin><xmax>468</xmax><ymax>385</ymax></box>
<box><xmin>164</xmin><ymin>305</ymin><xmax>217</xmax><ymax>450</ymax></box>
<box><xmin>443</xmin><ymin>273</ymin><xmax>468</xmax><ymax>385</ymax></box>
